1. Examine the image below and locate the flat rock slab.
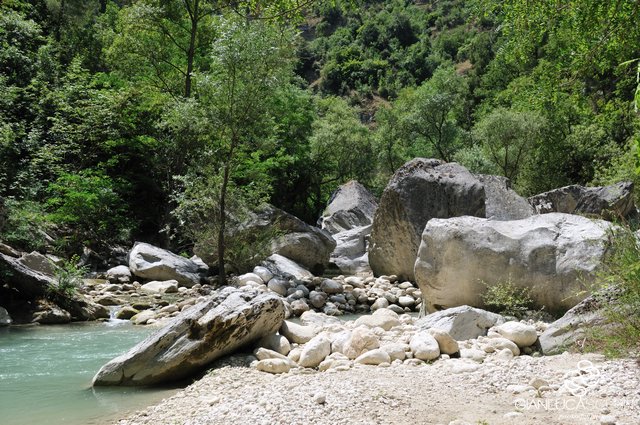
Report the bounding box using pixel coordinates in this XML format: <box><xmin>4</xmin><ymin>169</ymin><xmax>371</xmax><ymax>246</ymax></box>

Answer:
<box><xmin>92</xmin><ymin>287</ymin><xmax>285</xmax><ymax>386</ymax></box>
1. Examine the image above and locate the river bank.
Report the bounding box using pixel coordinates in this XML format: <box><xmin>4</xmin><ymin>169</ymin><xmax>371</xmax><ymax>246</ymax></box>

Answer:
<box><xmin>114</xmin><ymin>352</ymin><xmax>639</xmax><ymax>425</ymax></box>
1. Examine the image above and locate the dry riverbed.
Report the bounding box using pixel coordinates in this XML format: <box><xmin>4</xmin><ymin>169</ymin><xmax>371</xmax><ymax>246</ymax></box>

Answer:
<box><xmin>115</xmin><ymin>352</ymin><xmax>639</xmax><ymax>425</ymax></box>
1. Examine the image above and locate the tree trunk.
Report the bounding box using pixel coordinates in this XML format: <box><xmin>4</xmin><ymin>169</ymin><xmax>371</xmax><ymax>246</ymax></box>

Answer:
<box><xmin>217</xmin><ymin>160</ymin><xmax>231</xmax><ymax>285</ymax></box>
<box><xmin>185</xmin><ymin>0</ymin><xmax>199</xmax><ymax>98</ymax></box>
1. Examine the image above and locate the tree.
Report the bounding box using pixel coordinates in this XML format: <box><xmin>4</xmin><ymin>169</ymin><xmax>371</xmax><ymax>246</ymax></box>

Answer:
<box><xmin>173</xmin><ymin>18</ymin><xmax>297</xmax><ymax>284</ymax></box>
<box><xmin>375</xmin><ymin>65</ymin><xmax>469</xmax><ymax>164</ymax></box>
<box><xmin>473</xmin><ymin>107</ymin><xmax>547</xmax><ymax>183</ymax></box>
<box><xmin>307</xmin><ymin>96</ymin><xmax>374</xmax><ymax>214</ymax></box>
<box><xmin>107</xmin><ymin>0</ymin><xmax>318</xmax><ymax>98</ymax></box>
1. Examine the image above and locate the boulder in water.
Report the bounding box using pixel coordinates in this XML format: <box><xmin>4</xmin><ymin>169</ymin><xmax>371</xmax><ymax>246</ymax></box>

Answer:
<box><xmin>92</xmin><ymin>287</ymin><xmax>285</xmax><ymax>386</ymax></box>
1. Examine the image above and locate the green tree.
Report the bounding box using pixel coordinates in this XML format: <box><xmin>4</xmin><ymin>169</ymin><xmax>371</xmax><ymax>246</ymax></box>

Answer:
<box><xmin>173</xmin><ymin>18</ymin><xmax>297</xmax><ymax>283</ymax></box>
<box><xmin>473</xmin><ymin>107</ymin><xmax>547</xmax><ymax>183</ymax></box>
<box><xmin>308</xmin><ymin>96</ymin><xmax>374</xmax><ymax>213</ymax></box>
<box><xmin>377</xmin><ymin>65</ymin><xmax>469</xmax><ymax>163</ymax></box>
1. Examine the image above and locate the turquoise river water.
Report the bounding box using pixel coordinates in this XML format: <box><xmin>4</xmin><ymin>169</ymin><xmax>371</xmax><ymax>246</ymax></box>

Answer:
<box><xmin>0</xmin><ymin>321</ymin><xmax>178</xmax><ymax>425</ymax></box>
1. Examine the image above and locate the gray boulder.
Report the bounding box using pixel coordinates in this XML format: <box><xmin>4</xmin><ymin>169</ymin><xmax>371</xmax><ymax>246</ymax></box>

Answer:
<box><xmin>32</xmin><ymin>306</ymin><xmax>72</xmax><ymax>324</ymax></box>
<box><xmin>129</xmin><ymin>242</ymin><xmax>206</xmax><ymax>288</ymax></box>
<box><xmin>539</xmin><ymin>294</ymin><xmax>606</xmax><ymax>355</ymax></box>
<box><xmin>416</xmin><ymin>305</ymin><xmax>505</xmax><ymax>340</ymax></box>
<box><xmin>476</xmin><ymin>174</ymin><xmax>534</xmax><ymax>220</ymax></box>
<box><xmin>320</xmin><ymin>180</ymin><xmax>378</xmax><ymax>234</ymax></box>
<box><xmin>369</xmin><ymin>159</ymin><xmax>486</xmax><ymax>280</ymax></box>
<box><xmin>415</xmin><ymin>213</ymin><xmax>613</xmax><ymax>314</ymax></box>
<box><xmin>106</xmin><ymin>265</ymin><xmax>132</xmax><ymax>283</ymax></box>
<box><xmin>329</xmin><ymin>225</ymin><xmax>373</xmax><ymax>275</ymax></box>
<box><xmin>0</xmin><ymin>306</ymin><xmax>12</xmax><ymax>326</ymax></box>
<box><xmin>18</xmin><ymin>251</ymin><xmax>57</xmax><ymax>276</ymax></box>
<box><xmin>0</xmin><ymin>253</ymin><xmax>108</xmax><ymax>321</ymax></box>
<box><xmin>92</xmin><ymin>287</ymin><xmax>285</xmax><ymax>386</ymax></box>
<box><xmin>320</xmin><ymin>181</ymin><xmax>378</xmax><ymax>275</ymax></box>
<box><xmin>263</xmin><ymin>254</ymin><xmax>313</xmax><ymax>280</ymax></box>
<box><xmin>528</xmin><ymin>181</ymin><xmax>635</xmax><ymax>221</ymax></box>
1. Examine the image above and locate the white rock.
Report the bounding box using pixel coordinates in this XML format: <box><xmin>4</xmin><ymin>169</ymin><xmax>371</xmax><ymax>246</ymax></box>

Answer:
<box><xmin>140</xmin><ymin>280</ymin><xmax>179</xmax><ymax>294</ymax></box>
<box><xmin>131</xmin><ymin>310</ymin><xmax>157</xmax><ymax>325</ymax></box>
<box><xmin>480</xmin><ymin>337</ymin><xmax>520</xmax><ymax>356</ymax></box>
<box><xmin>339</xmin><ymin>327</ymin><xmax>380</xmax><ymax>360</ymax></box>
<box><xmin>298</xmin><ymin>334</ymin><xmax>331</xmax><ymax>368</ymax></box>
<box><xmin>252</xmin><ymin>266</ymin><xmax>273</xmax><ymax>284</ymax></box>
<box><xmin>371</xmin><ymin>298</ymin><xmax>389</xmax><ymax>311</ymax></box>
<box><xmin>459</xmin><ymin>348</ymin><xmax>487</xmax><ymax>362</ymax></box>
<box><xmin>354</xmin><ymin>308</ymin><xmax>400</xmax><ymax>331</ymax></box>
<box><xmin>397</xmin><ymin>296</ymin><xmax>415</xmax><ymax>308</ymax></box>
<box><xmin>428</xmin><ymin>328</ymin><xmax>459</xmax><ymax>355</ymax></box>
<box><xmin>491</xmin><ymin>321</ymin><xmax>538</xmax><ymax>347</ymax></box>
<box><xmin>380</xmin><ymin>343</ymin><xmax>408</xmax><ymax>361</ymax></box>
<box><xmin>410</xmin><ymin>331</ymin><xmax>440</xmax><ymax>361</ymax></box>
<box><xmin>279</xmin><ymin>320</ymin><xmax>319</xmax><ymax>344</ymax></box>
<box><xmin>417</xmin><ymin>305</ymin><xmax>505</xmax><ymax>340</ymax></box>
<box><xmin>106</xmin><ymin>265</ymin><xmax>131</xmax><ymax>279</ymax></box>
<box><xmin>257</xmin><ymin>333</ymin><xmax>291</xmax><ymax>355</ymax></box>
<box><xmin>255</xmin><ymin>359</ymin><xmax>291</xmax><ymax>374</ymax></box>
<box><xmin>237</xmin><ymin>273</ymin><xmax>264</xmax><ymax>286</ymax></box>
<box><xmin>354</xmin><ymin>349</ymin><xmax>391</xmax><ymax>365</ymax></box>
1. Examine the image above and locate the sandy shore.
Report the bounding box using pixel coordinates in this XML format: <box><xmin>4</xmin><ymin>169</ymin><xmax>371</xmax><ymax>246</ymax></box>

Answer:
<box><xmin>114</xmin><ymin>352</ymin><xmax>639</xmax><ymax>425</ymax></box>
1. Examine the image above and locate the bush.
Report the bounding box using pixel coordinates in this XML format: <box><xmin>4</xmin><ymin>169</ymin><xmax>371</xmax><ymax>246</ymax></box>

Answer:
<box><xmin>48</xmin><ymin>255</ymin><xmax>87</xmax><ymax>298</ymax></box>
<box><xmin>589</xmin><ymin>227</ymin><xmax>640</xmax><ymax>357</ymax></box>
<box><xmin>481</xmin><ymin>276</ymin><xmax>533</xmax><ymax>318</ymax></box>
<box><xmin>0</xmin><ymin>198</ymin><xmax>52</xmax><ymax>251</ymax></box>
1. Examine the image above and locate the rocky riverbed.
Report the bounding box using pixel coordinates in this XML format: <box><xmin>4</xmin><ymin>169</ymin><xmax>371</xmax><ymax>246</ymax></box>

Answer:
<box><xmin>114</xmin><ymin>352</ymin><xmax>639</xmax><ymax>425</ymax></box>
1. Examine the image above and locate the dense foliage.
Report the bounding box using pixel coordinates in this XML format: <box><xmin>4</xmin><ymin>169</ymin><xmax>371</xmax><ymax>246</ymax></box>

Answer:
<box><xmin>0</xmin><ymin>0</ymin><xmax>639</xmax><ymax>274</ymax></box>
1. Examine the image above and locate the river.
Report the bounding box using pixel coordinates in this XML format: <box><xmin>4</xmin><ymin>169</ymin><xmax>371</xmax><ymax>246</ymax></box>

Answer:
<box><xmin>0</xmin><ymin>321</ymin><xmax>178</xmax><ymax>425</ymax></box>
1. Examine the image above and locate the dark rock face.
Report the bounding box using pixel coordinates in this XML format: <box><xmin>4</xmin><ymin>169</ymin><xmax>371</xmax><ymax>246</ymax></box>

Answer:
<box><xmin>528</xmin><ymin>181</ymin><xmax>635</xmax><ymax>221</ymax></box>
<box><xmin>368</xmin><ymin>159</ymin><xmax>486</xmax><ymax>280</ymax></box>
<box><xmin>92</xmin><ymin>287</ymin><xmax>285</xmax><ymax>386</ymax></box>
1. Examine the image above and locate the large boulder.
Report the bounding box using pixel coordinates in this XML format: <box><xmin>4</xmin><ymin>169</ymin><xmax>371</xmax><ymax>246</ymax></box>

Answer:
<box><xmin>92</xmin><ymin>287</ymin><xmax>285</xmax><ymax>386</ymax></box>
<box><xmin>416</xmin><ymin>305</ymin><xmax>505</xmax><ymax>340</ymax></box>
<box><xmin>128</xmin><ymin>242</ymin><xmax>207</xmax><ymax>288</ymax></box>
<box><xmin>368</xmin><ymin>159</ymin><xmax>486</xmax><ymax>280</ymax></box>
<box><xmin>320</xmin><ymin>180</ymin><xmax>378</xmax><ymax>234</ymax></box>
<box><xmin>268</xmin><ymin>208</ymin><xmax>336</xmax><ymax>274</ymax></box>
<box><xmin>528</xmin><ymin>181</ymin><xmax>635</xmax><ymax>221</ymax></box>
<box><xmin>415</xmin><ymin>213</ymin><xmax>613</xmax><ymax>314</ymax></box>
<box><xmin>475</xmin><ymin>174</ymin><xmax>534</xmax><ymax>220</ymax></box>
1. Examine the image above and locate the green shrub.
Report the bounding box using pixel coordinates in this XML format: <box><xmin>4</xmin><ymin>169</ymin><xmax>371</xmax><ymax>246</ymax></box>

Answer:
<box><xmin>588</xmin><ymin>227</ymin><xmax>640</xmax><ymax>357</ymax></box>
<box><xmin>48</xmin><ymin>255</ymin><xmax>87</xmax><ymax>298</ymax></box>
<box><xmin>481</xmin><ymin>276</ymin><xmax>533</xmax><ymax>318</ymax></box>
<box><xmin>0</xmin><ymin>198</ymin><xmax>52</xmax><ymax>251</ymax></box>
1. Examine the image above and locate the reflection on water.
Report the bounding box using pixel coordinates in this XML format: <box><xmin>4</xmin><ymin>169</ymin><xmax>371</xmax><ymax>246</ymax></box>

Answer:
<box><xmin>0</xmin><ymin>322</ymin><xmax>177</xmax><ymax>425</ymax></box>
